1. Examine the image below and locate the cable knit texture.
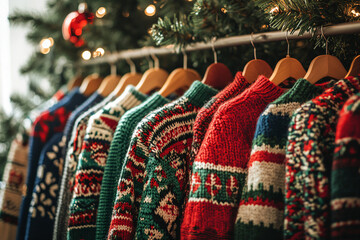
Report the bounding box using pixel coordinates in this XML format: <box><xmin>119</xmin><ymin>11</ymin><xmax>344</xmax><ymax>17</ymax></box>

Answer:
<box><xmin>284</xmin><ymin>77</ymin><xmax>360</xmax><ymax>240</ymax></box>
<box><xmin>108</xmin><ymin>81</ymin><xmax>217</xmax><ymax>240</ymax></box>
<box><xmin>96</xmin><ymin>93</ymin><xmax>169</xmax><ymax>240</ymax></box>
<box><xmin>181</xmin><ymin>76</ymin><xmax>283</xmax><ymax>239</ymax></box>
<box><xmin>54</xmin><ymin>94</ymin><xmax>114</xmax><ymax>240</ymax></box>
<box><xmin>67</xmin><ymin>86</ymin><xmax>146</xmax><ymax>240</ymax></box>
<box><xmin>233</xmin><ymin>79</ymin><xmax>323</xmax><ymax>239</ymax></box>
<box><xmin>17</xmin><ymin>88</ymin><xmax>87</xmax><ymax>240</ymax></box>
<box><xmin>331</xmin><ymin>92</ymin><xmax>360</xmax><ymax>240</ymax></box>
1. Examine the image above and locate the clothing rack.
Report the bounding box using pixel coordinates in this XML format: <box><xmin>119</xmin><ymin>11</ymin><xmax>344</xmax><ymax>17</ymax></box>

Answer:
<box><xmin>80</xmin><ymin>21</ymin><xmax>360</xmax><ymax>66</ymax></box>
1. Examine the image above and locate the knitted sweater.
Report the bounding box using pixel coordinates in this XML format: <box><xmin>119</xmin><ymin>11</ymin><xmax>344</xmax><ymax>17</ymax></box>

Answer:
<box><xmin>181</xmin><ymin>76</ymin><xmax>283</xmax><ymax>239</ymax></box>
<box><xmin>54</xmin><ymin>94</ymin><xmax>115</xmax><ymax>240</ymax></box>
<box><xmin>0</xmin><ymin>90</ymin><xmax>65</xmax><ymax>240</ymax></box>
<box><xmin>331</xmin><ymin>92</ymin><xmax>360</xmax><ymax>240</ymax></box>
<box><xmin>233</xmin><ymin>79</ymin><xmax>323</xmax><ymax>239</ymax></box>
<box><xmin>17</xmin><ymin>88</ymin><xmax>87</xmax><ymax>240</ymax></box>
<box><xmin>284</xmin><ymin>77</ymin><xmax>360</xmax><ymax>240</ymax></box>
<box><xmin>108</xmin><ymin>81</ymin><xmax>217</xmax><ymax>240</ymax></box>
<box><xmin>67</xmin><ymin>86</ymin><xmax>147</xmax><ymax>240</ymax></box>
<box><xmin>25</xmin><ymin>133</ymin><xmax>65</xmax><ymax>240</ymax></box>
<box><xmin>96</xmin><ymin>93</ymin><xmax>170</xmax><ymax>240</ymax></box>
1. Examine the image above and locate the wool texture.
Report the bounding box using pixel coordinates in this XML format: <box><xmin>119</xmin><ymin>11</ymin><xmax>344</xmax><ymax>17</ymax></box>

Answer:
<box><xmin>0</xmin><ymin>90</ymin><xmax>65</xmax><ymax>240</ymax></box>
<box><xmin>284</xmin><ymin>77</ymin><xmax>360</xmax><ymax>240</ymax></box>
<box><xmin>67</xmin><ymin>86</ymin><xmax>147</xmax><ymax>240</ymax></box>
<box><xmin>181</xmin><ymin>76</ymin><xmax>283</xmax><ymax>240</ymax></box>
<box><xmin>108</xmin><ymin>81</ymin><xmax>217</xmax><ymax>240</ymax></box>
<box><xmin>96</xmin><ymin>93</ymin><xmax>169</xmax><ymax>240</ymax></box>
<box><xmin>233</xmin><ymin>78</ymin><xmax>323</xmax><ymax>239</ymax></box>
<box><xmin>330</xmin><ymin>92</ymin><xmax>360</xmax><ymax>240</ymax></box>
<box><xmin>53</xmin><ymin>94</ymin><xmax>115</xmax><ymax>240</ymax></box>
<box><xmin>25</xmin><ymin>133</ymin><xmax>65</xmax><ymax>240</ymax></box>
<box><xmin>17</xmin><ymin>88</ymin><xmax>87</xmax><ymax>240</ymax></box>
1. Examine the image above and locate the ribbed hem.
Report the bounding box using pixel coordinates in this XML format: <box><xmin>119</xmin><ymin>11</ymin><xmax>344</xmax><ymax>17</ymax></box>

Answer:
<box><xmin>250</xmin><ymin>76</ymin><xmax>283</xmax><ymax>102</ymax></box>
<box><xmin>274</xmin><ymin>78</ymin><xmax>322</xmax><ymax>103</ymax></box>
<box><xmin>124</xmin><ymin>85</ymin><xmax>148</xmax><ymax>102</ymax></box>
<box><xmin>185</xmin><ymin>81</ymin><xmax>218</xmax><ymax>107</ymax></box>
<box><xmin>144</xmin><ymin>92</ymin><xmax>170</xmax><ymax>107</ymax></box>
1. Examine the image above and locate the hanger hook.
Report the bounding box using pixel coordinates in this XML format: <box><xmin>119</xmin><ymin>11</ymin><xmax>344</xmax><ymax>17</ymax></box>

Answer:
<box><xmin>211</xmin><ymin>37</ymin><xmax>218</xmax><ymax>64</ymax></box>
<box><xmin>150</xmin><ymin>51</ymin><xmax>160</xmax><ymax>69</ymax></box>
<box><xmin>285</xmin><ymin>31</ymin><xmax>290</xmax><ymax>57</ymax></box>
<box><xmin>250</xmin><ymin>33</ymin><xmax>257</xmax><ymax>60</ymax></box>
<box><xmin>145</xmin><ymin>55</ymin><xmax>153</xmax><ymax>69</ymax></box>
<box><xmin>182</xmin><ymin>48</ymin><xmax>188</xmax><ymax>69</ymax></box>
<box><xmin>321</xmin><ymin>26</ymin><xmax>329</xmax><ymax>55</ymax></box>
<box><xmin>110</xmin><ymin>63</ymin><xmax>117</xmax><ymax>76</ymax></box>
<box><xmin>125</xmin><ymin>58</ymin><xmax>136</xmax><ymax>73</ymax></box>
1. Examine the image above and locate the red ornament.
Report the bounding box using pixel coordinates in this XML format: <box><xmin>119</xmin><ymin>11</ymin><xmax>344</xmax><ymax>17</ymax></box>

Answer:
<box><xmin>62</xmin><ymin>3</ymin><xmax>94</xmax><ymax>47</ymax></box>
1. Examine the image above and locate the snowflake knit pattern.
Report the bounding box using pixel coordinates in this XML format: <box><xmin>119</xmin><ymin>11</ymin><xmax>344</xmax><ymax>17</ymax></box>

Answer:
<box><xmin>108</xmin><ymin>81</ymin><xmax>217</xmax><ymax>240</ymax></box>
<box><xmin>17</xmin><ymin>88</ymin><xmax>87</xmax><ymax>240</ymax></box>
<box><xmin>96</xmin><ymin>93</ymin><xmax>169</xmax><ymax>240</ymax></box>
<box><xmin>331</xmin><ymin>92</ymin><xmax>360</xmax><ymax>240</ymax></box>
<box><xmin>25</xmin><ymin>133</ymin><xmax>65</xmax><ymax>240</ymax></box>
<box><xmin>284</xmin><ymin>77</ymin><xmax>360</xmax><ymax>240</ymax></box>
<box><xmin>233</xmin><ymin>78</ymin><xmax>323</xmax><ymax>240</ymax></box>
<box><xmin>181</xmin><ymin>76</ymin><xmax>283</xmax><ymax>239</ymax></box>
<box><xmin>67</xmin><ymin>86</ymin><xmax>147</xmax><ymax>240</ymax></box>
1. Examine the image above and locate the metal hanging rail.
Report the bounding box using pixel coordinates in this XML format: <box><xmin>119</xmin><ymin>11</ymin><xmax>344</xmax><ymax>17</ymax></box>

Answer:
<box><xmin>80</xmin><ymin>21</ymin><xmax>360</xmax><ymax>66</ymax></box>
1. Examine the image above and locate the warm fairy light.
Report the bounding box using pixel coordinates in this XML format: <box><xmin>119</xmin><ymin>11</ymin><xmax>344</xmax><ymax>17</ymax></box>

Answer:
<box><xmin>96</xmin><ymin>7</ymin><xmax>107</xmax><ymax>18</ymax></box>
<box><xmin>82</xmin><ymin>50</ymin><xmax>91</xmax><ymax>60</ymax></box>
<box><xmin>186</xmin><ymin>0</ymin><xmax>193</xmax><ymax>2</ymax></box>
<box><xmin>40</xmin><ymin>38</ymin><xmax>52</xmax><ymax>49</ymax></box>
<box><xmin>40</xmin><ymin>47</ymin><xmax>50</xmax><ymax>54</ymax></box>
<box><xmin>351</xmin><ymin>9</ymin><xmax>360</xmax><ymax>17</ymax></box>
<box><xmin>221</xmin><ymin>7</ymin><xmax>227</xmax><ymax>13</ymax></box>
<box><xmin>144</xmin><ymin>4</ymin><xmax>156</xmax><ymax>16</ymax></box>
<box><xmin>147</xmin><ymin>28</ymin><xmax>152</xmax><ymax>35</ymax></box>
<box><xmin>270</xmin><ymin>6</ymin><xmax>279</xmax><ymax>14</ymax></box>
<box><xmin>48</xmin><ymin>37</ymin><xmax>54</xmax><ymax>46</ymax></box>
<box><xmin>93</xmin><ymin>47</ymin><xmax>105</xmax><ymax>58</ymax></box>
<box><xmin>122</xmin><ymin>11</ymin><xmax>130</xmax><ymax>17</ymax></box>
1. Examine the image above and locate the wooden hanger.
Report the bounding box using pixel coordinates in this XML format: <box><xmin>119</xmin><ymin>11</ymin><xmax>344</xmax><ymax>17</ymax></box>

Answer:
<box><xmin>113</xmin><ymin>58</ymin><xmax>142</xmax><ymax>96</ymax></box>
<box><xmin>79</xmin><ymin>73</ymin><xmax>103</xmax><ymax>96</ymax></box>
<box><xmin>270</xmin><ymin>32</ymin><xmax>306</xmax><ymax>85</ymax></box>
<box><xmin>345</xmin><ymin>55</ymin><xmax>360</xmax><ymax>78</ymax></box>
<box><xmin>136</xmin><ymin>54</ymin><xmax>169</xmax><ymax>94</ymax></box>
<box><xmin>97</xmin><ymin>64</ymin><xmax>121</xmax><ymax>97</ymax></box>
<box><xmin>243</xmin><ymin>33</ymin><xmax>273</xmax><ymax>84</ymax></box>
<box><xmin>201</xmin><ymin>39</ymin><xmax>233</xmax><ymax>89</ymax></box>
<box><xmin>304</xmin><ymin>27</ymin><xmax>347</xmax><ymax>84</ymax></box>
<box><xmin>158</xmin><ymin>50</ymin><xmax>201</xmax><ymax>97</ymax></box>
<box><xmin>67</xmin><ymin>75</ymin><xmax>84</xmax><ymax>91</ymax></box>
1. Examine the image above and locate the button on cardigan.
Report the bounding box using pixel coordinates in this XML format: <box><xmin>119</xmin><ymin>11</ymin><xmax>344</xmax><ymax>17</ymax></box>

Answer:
<box><xmin>96</xmin><ymin>93</ymin><xmax>170</xmax><ymax>240</ymax></box>
<box><xmin>67</xmin><ymin>86</ymin><xmax>147</xmax><ymax>240</ymax></box>
<box><xmin>108</xmin><ymin>81</ymin><xmax>217</xmax><ymax>240</ymax></box>
<box><xmin>181</xmin><ymin>76</ymin><xmax>283</xmax><ymax>239</ymax></box>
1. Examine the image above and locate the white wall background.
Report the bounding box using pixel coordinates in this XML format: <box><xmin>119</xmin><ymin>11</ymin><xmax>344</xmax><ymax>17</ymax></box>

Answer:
<box><xmin>0</xmin><ymin>0</ymin><xmax>47</xmax><ymax>113</ymax></box>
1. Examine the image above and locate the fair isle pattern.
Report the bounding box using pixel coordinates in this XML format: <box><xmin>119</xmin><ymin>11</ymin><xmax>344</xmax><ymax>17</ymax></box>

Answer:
<box><xmin>284</xmin><ymin>77</ymin><xmax>360</xmax><ymax>240</ymax></box>
<box><xmin>96</xmin><ymin>93</ymin><xmax>169</xmax><ymax>240</ymax></box>
<box><xmin>67</xmin><ymin>86</ymin><xmax>146</xmax><ymax>240</ymax></box>
<box><xmin>234</xmin><ymin>79</ymin><xmax>323</xmax><ymax>240</ymax></box>
<box><xmin>181</xmin><ymin>76</ymin><xmax>283</xmax><ymax>239</ymax></box>
<box><xmin>108</xmin><ymin>81</ymin><xmax>217</xmax><ymax>240</ymax></box>
<box><xmin>331</xmin><ymin>92</ymin><xmax>360</xmax><ymax>240</ymax></box>
<box><xmin>53</xmin><ymin>94</ymin><xmax>114</xmax><ymax>240</ymax></box>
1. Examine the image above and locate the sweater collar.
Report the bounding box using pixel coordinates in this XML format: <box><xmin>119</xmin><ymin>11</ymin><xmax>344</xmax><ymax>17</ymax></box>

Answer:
<box><xmin>232</xmin><ymin>71</ymin><xmax>250</xmax><ymax>89</ymax></box>
<box><xmin>249</xmin><ymin>75</ymin><xmax>283</xmax><ymax>102</ymax></box>
<box><xmin>116</xmin><ymin>85</ymin><xmax>147</xmax><ymax>103</ymax></box>
<box><xmin>183</xmin><ymin>81</ymin><xmax>218</xmax><ymax>107</ymax></box>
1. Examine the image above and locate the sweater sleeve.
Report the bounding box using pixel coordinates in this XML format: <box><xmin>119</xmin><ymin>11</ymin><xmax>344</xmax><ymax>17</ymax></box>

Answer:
<box><xmin>181</xmin><ymin>105</ymin><xmax>248</xmax><ymax>240</ymax></box>
<box><xmin>108</xmin><ymin>127</ymin><xmax>150</xmax><ymax>240</ymax></box>
<box><xmin>331</xmin><ymin>93</ymin><xmax>360</xmax><ymax>240</ymax></box>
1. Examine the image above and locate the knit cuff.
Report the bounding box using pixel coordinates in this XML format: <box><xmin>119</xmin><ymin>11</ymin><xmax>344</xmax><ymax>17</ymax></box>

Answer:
<box><xmin>184</xmin><ymin>81</ymin><xmax>218</xmax><ymax>107</ymax></box>
<box><xmin>250</xmin><ymin>75</ymin><xmax>284</xmax><ymax>102</ymax></box>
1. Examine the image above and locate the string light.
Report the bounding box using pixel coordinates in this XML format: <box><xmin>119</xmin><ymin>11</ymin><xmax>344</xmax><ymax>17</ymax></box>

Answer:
<box><xmin>221</xmin><ymin>7</ymin><xmax>227</xmax><ymax>13</ymax></box>
<box><xmin>40</xmin><ymin>38</ymin><xmax>52</xmax><ymax>49</ymax></box>
<box><xmin>144</xmin><ymin>4</ymin><xmax>156</xmax><ymax>16</ymax></box>
<box><xmin>93</xmin><ymin>47</ymin><xmax>105</xmax><ymax>58</ymax></box>
<box><xmin>40</xmin><ymin>47</ymin><xmax>50</xmax><ymax>54</ymax></box>
<box><xmin>39</xmin><ymin>37</ymin><xmax>54</xmax><ymax>54</ymax></box>
<box><xmin>351</xmin><ymin>9</ymin><xmax>360</xmax><ymax>17</ymax></box>
<box><xmin>122</xmin><ymin>11</ymin><xmax>130</xmax><ymax>17</ymax></box>
<box><xmin>96</xmin><ymin>7</ymin><xmax>107</xmax><ymax>18</ymax></box>
<box><xmin>270</xmin><ymin>6</ymin><xmax>279</xmax><ymax>14</ymax></box>
<box><xmin>82</xmin><ymin>50</ymin><xmax>91</xmax><ymax>60</ymax></box>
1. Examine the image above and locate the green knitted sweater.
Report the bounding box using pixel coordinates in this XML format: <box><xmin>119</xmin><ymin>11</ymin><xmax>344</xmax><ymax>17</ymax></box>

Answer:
<box><xmin>108</xmin><ymin>81</ymin><xmax>217</xmax><ymax>240</ymax></box>
<box><xmin>96</xmin><ymin>93</ymin><xmax>170</xmax><ymax>240</ymax></box>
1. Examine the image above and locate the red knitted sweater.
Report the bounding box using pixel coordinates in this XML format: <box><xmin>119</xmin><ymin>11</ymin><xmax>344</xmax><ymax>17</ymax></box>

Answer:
<box><xmin>181</xmin><ymin>76</ymin><xmax>283</xmax><ymax>239</ymax></box>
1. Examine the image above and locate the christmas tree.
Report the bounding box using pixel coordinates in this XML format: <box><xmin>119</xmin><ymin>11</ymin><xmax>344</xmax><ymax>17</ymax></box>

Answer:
<box><xmin>0</xmin><ymin>0</ymin><xmax>359</xmax><ymax>177</ymax></box>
